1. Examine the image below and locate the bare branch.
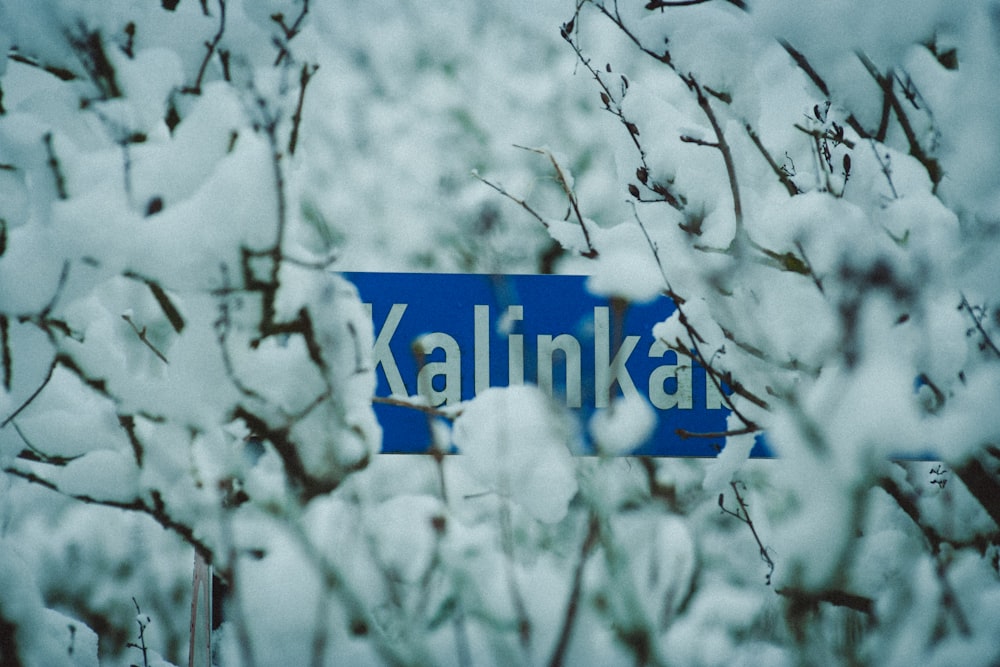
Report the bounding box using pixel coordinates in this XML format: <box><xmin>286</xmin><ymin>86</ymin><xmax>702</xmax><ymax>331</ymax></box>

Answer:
<box><xmin>371</xmin><ymin>395</ymin><xmax>459</xmax><ymax>419</ymax></box>
<box><xmin>776</xmin><ymin>587</ymin><xmax>875</xmax><ymax>616</ymax></box>
<box><xmin>719</xmin><ymin>481</ymin><xmax>774</xmax><ymax>584</ymax></box>
<box><xmin>289</xmin><ymin>63</ymin><xmax>318</xmax><ymax>156</ymax></box>
<box><xmin>548</xmin><ymin>513</ymin><xmax>600</xmax><ymax>667</ymax></box>
<box><xmin>676</xmin><ymin>425</ymin><xmax>759</xmax><ymax>440</ymax></box>
<box><xmin>473</xmin><ymin>170</ymin><xmax>598</xmax><ymax>258</ymax></box>
<box><xmin>43</xmin><ymin>132</ymin><xmax>68</xmax><ymax>200</ymax></box>
<box><xmin>513</xmin><ymin>145</ymin><xmax>598</xmax><ymax>257</ymax></box>
<box><xmin>792</xmin><ymin>123</ymin><xmax>856</xmax><ymax>150</ymax></box>
<box><xmin>0</xmin><ymin>314</ymin><xmax>10</xmax><ymax>392</ymax></box>
<box><xmin>960</xmin><ymin>294</ymin><xmax>1000</xmax><ymax>359</ymax></box>
<box><xmin>271</xmin><ymin>0</ymin><xmax>310</xmax><ymax>66</ymax></box>
<box><xmin>122</xmin><ymin>313</ymin><xmax>169</xmax><ymax>364</ymax></box>
<box><xmin>1</xmin><ymin>358</ymin><xmax>56</xmax><ymax>428</ymax></box>
<box><xmin>183</xmin><ymin>0</ymin><xmax>226</xmax><ymax>95</ymax></box>
<box><xmin>857</xmin><ymin>54</ymin><xmax>942</xmax><ymax>189</ymax></box>
<box><xmin>681</xmin><ymin>75</ymin><xmax>745</xmax><ymax>250</ymax></box>
<box><xmin>3</xmin><ymin>465</ymin><xmax>215</xmax><ymax>562</ymax></box>
<box><xmin>7</xmin><ymin>52</ymin><xmax>78</xmax><ymax>82</ymax></box>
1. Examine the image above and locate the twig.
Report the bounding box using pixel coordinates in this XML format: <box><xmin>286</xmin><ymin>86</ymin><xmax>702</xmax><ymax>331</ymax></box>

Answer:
<box><xmin>7</xmin><ymin>52</ymin><xmax>78</xmax><ymax>82</ymax></box>
<box><xmin>128</xmin><ymin>598</ymin><xmax>151</xmax><ymax>667</ymax></box>
<box><xmin>2</xmin><ymin>465</ymin><xmax>216</xmax><ymax>562</ymax></box>
<box><xmin>11</xmin><ymin>420</ymin><xmax>82</xmax><ymax>466</ymax></box>
<box><xmin>561</xmin><ymin>15</ymin><xmax>684</xmax><ymax>211</ymax></box>
<box><xmin>548</xmin><ymin>513</ymin><xmax>600</xmax><ymax>667</ymax></box>
<box><xmin>0</xmin><ymin>314</ymin><xmax>10</xmax><ymax>391</ymax></box>
<box><xmin>633</xmin><ymin>201</ymin><xmax>766</xmax><ymax>423</ymax></box>
<box><xmin>776</xmin><ymin>588</ymin><xmax>875</xmax><ymax>616</ymax></box>
<box><xmin>371</xmin><ymin>395</ymin><xmax>459</xmax><ymax>419</ymax></box>
<box><xmin>513</xmin><ymin>145</ymin><xmax>598</xmax><ymax>257</ymax></box>
<box><xmin>122</xmin><ymin>314</ymin><xmax>169</xmax><ymax>364</ymax></box>
<box><xmin>868</xmin><ymin>139</ymin><xmax>898</xmax><ymax>200</ymax></box>
<box><xmin>676</xmin><ymin>425</ymin><xmax>759</xmax><ymax>440</ymax></box>
<box><xmin>681</xmin><ymin>75</ymin><xmax>745</xmax><ymax>251</ymax></box>
<box><xmin>289</xmin><ymin>63</ymin><xmax>318</xmax><ymax>156</ymax></box>
<box><xmin>857</xmin><ymin>54</ymin><xmax>941</xmax><ymax>189</ymax></box>
<box><xmin>960</xmin><ymin>294</ymin><xmax>1000</xmax><ymax>359</ymax></box>
<box><xmin>719</xmin><ymin>481</ymin><xmax>774</xmax><ymax>585</ymax></box>
<box><xmin>271</xmin><ymin>0</ymin><xmax>310</xmax><ymax>66</ymax></box>
<box><xmin>500</xmin><ymin>498</ymin><xmax>533</xmax><ymax>658</ymax></box>
<box><xmin>474</xmin><ymin>172</ymin><xmax>582</xmax><ymax>252</ymax></box>
<box><xmin>792</xmin><ymin>123</ymin><xmax>856</xmax><ymax>150</ymax></box>
<box><xmin>1</xmin><ymin>358</ymin><xmax>56</xmax><ymax>428</ymax></box>
<box><xmin>43</xmin><ymin>132</ymin><xmax>68</xmax><ymax>200</ymax></box>
<box><xmin>591</xmin><ymin>2</ymin><xmax>676</xmax><ymax>68</ymax></box>
<box><xmin>184</xmin><ymin>0</ymin><xmax>226</xmax><ymax>95</ymax></box>
<box><xmin>145</xmin><ymin>280</ymin><xmax>186</xmax><ymax>333</ymax></box>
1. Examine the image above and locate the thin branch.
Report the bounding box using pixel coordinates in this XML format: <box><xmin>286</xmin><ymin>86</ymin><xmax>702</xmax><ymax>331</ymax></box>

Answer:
<box><xmin>679</xmin><ymin>134</ymin><xmax>718</xmax><ymax>149</ymax></box>
<box><xmin>665</xmin><ymin>338</ymin><xmax>769</xmax><ymax>414</ymax></box>
<box><xmin>548</xmin><ymin>513</ymin><xmax>600</xmax><ymax>667</ymax></box>
<box><xmin>500</xmin><ymin>498</ymin><xmax>533</xmax><ymax>658</ymax></box>
<box><xmin>676</xmin><ymin>425</ymin><xmax>759</xmax><ymax>440</ymax></box>
<box><xmin>65</xmin><ymin>28</ymin><xmax>122</xmax><ymax>99</ymax></box>
<box><xmin>719</xmin><ymin>481</ymin><xmax>774</xmax><ymax>584</ymax></box>
<box><xmin>122</xmin><ymin>314</ymin><xmax>169</xmax><ymax>364</ymax></box>
<box><xmin>645</xmin><ymin>0</ymin><xmax>749</xmax><ymax>7</ymax></box>
<box><xmin>561</xmin><ymin>12</ymin><xmax>684</xmax><ymax>211</ymax></box>
<box><xmin>0</xmin><ymin>314</ymin><xmax>11</xmax><ymax>392</ymax></box>
<box><xmin>776</xmin><ymin>587</ymin><xmax>875</xmax><ymax>616</ymax></box>
<box><xmin>3</xmin><ymin>466</ymin><xmax>215</xmax><ymax>561</ymax></box>
<box><xmin>779</xmin><ymin>41</ymin><xmax>829</xmax><ymax>97</ymax></box>
<box><xmin>146</xmin><ymin>280</ymin><xmax>186</xmax><ymax>333</ymax></box>
<box><xmin>288</xmin><ymin>63</ymin><xmax>318</xmax><ymax>156</ymax></box>
<box><xmin>118</xmin><ymin>414</ymin><xmax>145</xmax><ymax>468</ymax></box>
<box><xmin>960</xmin><ymin>294</ymin><xmax>1000</xmax><ymax>359</ymax></box>
<box><xmin>792</xmin><ymin>123</ymin><xmax>856</xmax><ymax>150</ymax></box>
<box><xmin>43</xmin><ymin>132</ymin><xmax>68</xmax><ymax>200</ymax></box>
<box><xmin>633</xmin><ymin>201</ymin><xmax>766</xmax><ymax>423</ymax></box>
<box><xmin>1</xmin><ymin>358</ymin><xmax>56</xmax><ymax>428</ymax></box>
<box><xmin>473</xmin><ymin>171</ymin><xmax>597</xmax><ymax>257</ymax></box>
<box><xmin>857</xmin><ymin>54</ymin><xmax>942</xmax><ymax>189</ymax></box>
<box><xmin>778</xmin><ymin>40</ymin><xmax>870</xmax><ymax>139</ymax></box>
<box><xmin>183</xmin><ymin>0</ymin><xmax>226</xmax><ymax>95</ymax></box>
<box><xmin>682</xmin><ymin>75</ymin><xmax>745</xmax><ymax>250</ymax></box>
<box><xmin>271</xmin><ymin>0</ymin><xmax>310</xmax><ymax>66</ymax></box>
<box><xmin>513</xmin><ymin>145</ymin><xmax>598</xmax><ymax>257</ymax></box>
<box><xmin>7</xmin><ymin>52</ymin><xmax>78</xmax><ymax>82</ymax></box>
<box><xmin>644</xmin><ymin>0</ymin><xmax>714</xmax><ymax>7</ymax></box>
<box><xmin>592</xmin><ymin>2</ymin><xmax>676</xmax><ymax>67</ymax></box>
<box><xmin>371</xmin><ymin>395</ymin><xmax>458</xmax><ymax>419</ymax></box>
<box><xmin>11</xmin><ymin>420</ymin><xmax>82</xmax><ymax>465</ymax></box>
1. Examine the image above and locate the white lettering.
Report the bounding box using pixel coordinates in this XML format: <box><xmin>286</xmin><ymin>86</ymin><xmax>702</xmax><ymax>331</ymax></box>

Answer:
<box><xmin>537</xmin><ymin>334</ymin><xmax>582</xmax><ymax>407</ymax></box>
<box><xmin>474</xmin><ymin>305</ymin><xmax>490</xmax><ymax>394</ymax></box>
<box><xmin>367</xmin><ymin>303</ymin><xmax>409</xmax><ymax>397</ymax></box>
<box><xmin>647</xmin><ymin>339</ymin><xmax>692</xmax><ymax>409</ymax></box>
<box><xmin>507</xmin><ymin>305</ymin><xmax>524</xmax><ymax>385</ymax></box>
<box><xmin>594</xmin><ymin>306</ymin><xmax>640</xmax><ymax>408</ymax></box>
<box><xmin>416</xmin><ymin>332</ymin><xmax>461</xmax><ymax>406</ymax></box>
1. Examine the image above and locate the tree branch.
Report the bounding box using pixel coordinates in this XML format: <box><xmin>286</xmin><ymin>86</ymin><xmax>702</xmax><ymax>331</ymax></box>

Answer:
<box><xmin>183</xmin><ymin>0</ymin><xmax>226</xmax><ymax>95</ymax></box>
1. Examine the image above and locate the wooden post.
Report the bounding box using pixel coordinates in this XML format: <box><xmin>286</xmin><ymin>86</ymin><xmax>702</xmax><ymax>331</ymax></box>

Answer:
<box><xmin>188</xmin><ymin>551</ymin><xmax>212</xmax><ymax>667</ymax></box>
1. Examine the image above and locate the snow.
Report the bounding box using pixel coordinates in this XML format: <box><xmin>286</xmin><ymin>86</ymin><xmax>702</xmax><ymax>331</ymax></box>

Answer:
<box><xmin>588</xmin><ymin>392</ymin><xmax>657</xmax><ymax>455</ymax></box>
<box><xmin>452</xmin><ymin>386</ymin><xmax>578</xmax><ymax>524</ymax></box>
<box><xmin>1</xmin><ymin>0</ymin><xmax>1000</xmax><ymax>665</ymax></box>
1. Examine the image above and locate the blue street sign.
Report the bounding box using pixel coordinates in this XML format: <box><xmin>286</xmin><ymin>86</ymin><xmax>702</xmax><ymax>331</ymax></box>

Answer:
<box><xmin>347</xmin><ymin>272</ymin><xmax>772</xmax><ymax>457</ymax></box>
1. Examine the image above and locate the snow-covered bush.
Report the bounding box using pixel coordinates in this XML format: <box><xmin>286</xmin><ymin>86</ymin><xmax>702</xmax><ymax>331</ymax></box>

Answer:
<box><xmin>480</xmin><ymin>2</ymin><xmax>1000</xmax><ymax>665</ymax></box>
<box><xmin>0</xmin><ymin>0</ymin><xmax>998</xmax><ymax>666</ymax></box>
